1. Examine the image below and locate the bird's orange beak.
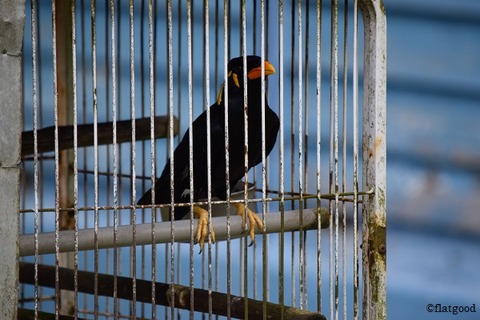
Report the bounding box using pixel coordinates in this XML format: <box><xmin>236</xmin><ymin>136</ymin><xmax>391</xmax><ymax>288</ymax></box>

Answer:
<box><xmin>247</xmin><ymin>61</ymin><xmax>276</xmax><ymax>80</ymax></box>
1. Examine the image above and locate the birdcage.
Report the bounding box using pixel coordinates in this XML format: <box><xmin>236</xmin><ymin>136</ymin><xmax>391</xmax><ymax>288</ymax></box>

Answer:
<box><xmin>0</xmin><ymin>0</ymin><xmax>386</xmax><ymax>319</ymax></box>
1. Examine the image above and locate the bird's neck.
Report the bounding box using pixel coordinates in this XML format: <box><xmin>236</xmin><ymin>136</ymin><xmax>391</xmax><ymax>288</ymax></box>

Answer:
<box><xmin>216</xmin><ymin>79</ymin><xmax>267</xmax><ymax>108</ymax></box>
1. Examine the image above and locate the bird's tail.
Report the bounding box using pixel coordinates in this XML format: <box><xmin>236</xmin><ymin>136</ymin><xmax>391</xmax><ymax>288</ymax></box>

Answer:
<box><xmin>137</xmin><ymin>189</ymin><xmax>153</xmax><ymax>205</ymax></box>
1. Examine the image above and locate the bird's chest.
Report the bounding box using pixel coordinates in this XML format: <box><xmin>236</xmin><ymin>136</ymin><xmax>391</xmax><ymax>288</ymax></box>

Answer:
<box><xmin>226</xmin><ymin>109</ymin><xmax>268</xmax><ymax>162</ymax></box>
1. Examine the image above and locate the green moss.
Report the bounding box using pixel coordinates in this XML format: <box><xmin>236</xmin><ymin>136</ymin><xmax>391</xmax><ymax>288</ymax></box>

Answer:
<box><xmin>380</xmin><ymin>0</ymin><xmax>386</xmax><ymax>16</ymax></box>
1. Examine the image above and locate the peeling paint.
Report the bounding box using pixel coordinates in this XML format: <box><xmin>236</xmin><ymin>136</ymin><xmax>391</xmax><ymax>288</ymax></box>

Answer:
<box><xmin>359</xmin><ymin>0</ymin><xmax>387</xmax><ymax>319</ymax></box>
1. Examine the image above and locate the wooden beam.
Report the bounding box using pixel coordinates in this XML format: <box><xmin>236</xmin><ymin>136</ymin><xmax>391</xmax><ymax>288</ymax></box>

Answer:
<box><xmin>19</xmin><ymin>262</ymin><xmax>326</xmax><ymax>320</ymax></box>
<box><xmin>22</xmin><ymin>116</ymin><xmax>179</xmax><ymax>156</ymax></box>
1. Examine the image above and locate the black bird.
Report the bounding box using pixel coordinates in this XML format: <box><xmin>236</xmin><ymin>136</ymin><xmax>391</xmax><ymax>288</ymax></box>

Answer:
<box><xmin>138</xmin><ymin>56</ymin><xmax>279</xmax><ymax>252</ymax></box>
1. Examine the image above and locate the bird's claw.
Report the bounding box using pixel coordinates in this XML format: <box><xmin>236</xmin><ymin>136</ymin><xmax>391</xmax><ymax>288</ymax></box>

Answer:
<box><xmin>235</xmin><ymin>204</ymin><xmax>263</xmax><ymax>246</ymax></box>
<box><xmin>194</xmin><ymin>208</ymin><xmax>216</xmax><ymax>254</ymax></box>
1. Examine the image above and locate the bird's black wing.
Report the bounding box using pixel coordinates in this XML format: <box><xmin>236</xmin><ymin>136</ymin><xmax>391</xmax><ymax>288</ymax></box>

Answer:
<box><xmin>138</xmin><ymin>103</ymin><xmax>229</xmax><ymax>220</ymax></box>
<box><xmin>137</xmin><ymin>129</ymin><xmax>193</xmax><ymax>219</ymax></box>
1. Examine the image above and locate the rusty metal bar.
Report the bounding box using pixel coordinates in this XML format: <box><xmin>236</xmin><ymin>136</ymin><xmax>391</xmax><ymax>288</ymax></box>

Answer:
<box><xmin>128</xmin><ymin>0</ymin><xmax>138</xmax><ymax>314</ymax></box>
<box><xmin>277</xmin><ymin>1</ymin><xmax>286</xmax><ymax>318</ymax></box>
<box><xmin>89</xmin><ymin>0</ymin><xmax>100</xmax><ymax>317</ymax></box>
<box><xmin>30</xmin><ymin>0</ymin><xmax>41</xmax><ymax>317</ymax></box>
<box><xmin>165</xmin><ymin>1</ymin><xmax>175</xmax><ymax>318</ymax></box>
<box><xmin>358</xmin><ymin>1</ymin><xmax>387</xmax><ymax>320</ymax></box>
<box><xmin>289</xmin><ymin>1</ymin><xmax>296</xmax><ymax>310</ymax></box>
<box><xmin>147</xmin><ymin>0</ymin><xmax>157</xmax><ymax>317</ymax></box>
<box><xmin>223</xmin><ymin>1</ymin><xmax>233</xmax><ymax>319</ymax></box>
<box><xmin>353</xmin><ymin>1</ymin><xmax>361</xmax><ymax>320</ymax></box>
<box><xmin>69</xmin><ymin>0</ymin><xmax>80</xmax><ymax>316</ymax></box>
<box><xmin>186</xmin><ymin>0</ymin><xmax>196</xmax><ymax>318</ymax></box>
<box><xmin>259</xmin><ymin>0</ymin><xmax>269</xmax><ymax>317</ymax></box>
<box><xmin>202</xmin><ymin>0</ymin><xmax>215</xmax><ymax>316</ymax></box>
<box><xmin>107</xmin><ymin>0</ymin><xmax>120</xmax><ymax>317</ymax></box>
<box><xmin>328</xmin><ymin>1</ymin><xmax>340</xmax><ymax>320</ymax></box>
<box><xmin>315</xmin><ymin>0</ymin><xmax>323</xmax><ymax>314</ymax></box>
<box><xmin>342</xmin><ymin>1</ymin><xmax>349</xmax><ymax>319</ymax></box>
<box><xmin>79</xmin><ymin>0</ymin><xmax>89</xmax><ymax>314</ymax></box>
<box><xmin>296</xmin><ymin>0</ymin><xmax>307</xmax><ymax>310</ymax></box>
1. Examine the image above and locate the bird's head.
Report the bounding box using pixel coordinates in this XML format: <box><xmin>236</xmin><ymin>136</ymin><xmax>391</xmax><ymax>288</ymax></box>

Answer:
<box><xmin>227</xmin><ymin>55</ymin><xmax>276</xmax><ymax>86</ymax></box>
<box><xmin>217</xmin><ymin>55</ymin><xmax>275</xmax><ymax>105</ymax></box>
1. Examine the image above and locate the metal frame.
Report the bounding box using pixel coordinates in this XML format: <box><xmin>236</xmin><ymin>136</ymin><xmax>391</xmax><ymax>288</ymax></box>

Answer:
<box><xmin>0</xmin><ymin>1</ymin><xmax>25</xmax><ymax>319</ymax></box>
<box><xmin>359</xmin><ymin>1</ymin><xmax>387</xmax><ymax>319</ymax></box>
<box><xmin>2</xmin><ymin>0</ymin><xmax>387</xmax><ymax>319</ymax></box>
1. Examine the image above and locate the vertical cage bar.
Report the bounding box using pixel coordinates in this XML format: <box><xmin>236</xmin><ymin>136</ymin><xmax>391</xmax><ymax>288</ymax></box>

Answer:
<box><xmin>303</xmin><ymin>3</ymin><xmax>311</xmax><ymax>309</ymax></box>
<box><xmin>240</xmin><ymin>1</ymin><xmax>249</xmax><ymax>317</ymax></box>
<box><xmin>103</xmin><ymin>0</ymin><xmax>112</xmax><ymax>314</ymax></box>
<box><xmin>202</xmin><ymin>0</ymin><xmax>214</xmax><ymax>317</ymax></box>
<box><xmin>79</xmin><ymin>0</ymin><xmax>88</xmax><ymax>316</ymax></box>
<box><xmin>252</xmin><ymin>2</ymin><xmax>258</xmax><ymax>302</ymax></box>
<box><xmin>139</xmin><ymin>2</ymin><xmax>147</xmax><ymax>317</ymax></box>
<box><xmin>89</xmin><ymin>0</ymin><xmax>100</xmax><ymax>317</ymax></box>
<box><xmin>175</xmin><ymin>5</ymin><xmax>184</xmax><ymax>316</ymax></box>
<box><xmin>259</xmin><ymin>0</ymin><xmax>269</xmax><ymax>317</ymax></box>
<box><xmin>147</xmin><ymin>0</ymin><xmax>157</xmax><ymax>318</ymax></box>
<box><xmin>352</xmin><ymin>1</ymin><xmax>360</xmax><ymax>319</ymax></box>
<box><xmin>107</xmin><ymin>0</ymin><xmax>119</xmax><ymax>317</ymax></box>
<box><xmin>213</xmin><ymin>0</ymin><xmax>220</xmax><ymax>307</ymax></box>
<box><xmin>186</xmin><ymin>0</ymin><xmax>196</xmax><ymax>318</ymax></box>
<box><xmin>304</xmin><ymin>0</ymin><xmax>311</xmax><ymax>211</ymax></box>
<box><xmin>222</xmin><ymin>0</ymin><xmax>232</xmax><ymax>319</ymax></box>
<box><xmin>51</xmin><ymin>1</ymin><xmax>61</xmax><ymax>317</ymax></box>
<box><xmin>289</xmin><ymin>1</ymin><xmax>296</xmax><ymax>309</ymax></box>
<box><xmin>315</xmin><ymin>0</ymin><xmax>323</xmax><ymax>314</ymax></box>
<box><xmin>341</xmin><ymin>1</ymin><xmax>349</xmax><ymax>319</ymax></box>
<box><xmin>329</xmin><ymin>0</ymin><xmax>340</xmax><ymax>319</ymax></box>
<box><xmin>166</xmin><ymin>1</ymin><xmax>176</xmax><ymax>318</ymax></box>
<box><xmin>69</xmin><ymin>0</ymin><xmax>80</xmax><ymax>316</ymax></box>
<box><xmin>264</xmin><ymin>0</ymin><xmax>272</xmax><ymax>308</ymax></box>
<box><xmin>29</xmin><ymin>0</ymin><xmax>40</xmax><ymax>318</ymax></box>
<box><xmin>116</xmin><ymin>3</ymin><xmax>124</xmax><ymax>308</ymax></box>
<box><xmin>128</xmin><ymin>0</ymin><xmax>137</xmax><ymax>316</ymax></box>
<box><xmin>0</xmin><ymin>1</ymin><xmax>24</xmax><ymax>319</ymax></box>
<box><xmin>277</xmin><ymin>1</ymin><xmax>285</xmax><ymax>318</ymax></box>
<box><xmin>34</xmin><ymin>0</ymin><xmax>46</xmax><ymax>312</ymax></box>
<box><xmin>358</xmin><ymin>1</ymin><xmax>387</xmax><ymax>320</ymax></box>
<box><xmin>296</xmin><ymin>0</ymin><xmax>306</xmax><ymax>310</ymax></box>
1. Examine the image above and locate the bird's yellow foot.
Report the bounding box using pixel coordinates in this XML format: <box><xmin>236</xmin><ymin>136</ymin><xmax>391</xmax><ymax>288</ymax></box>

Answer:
<box><xmin>193</xmin><ymin>205</ymin><xmax>216</xmax><ymax>253</ymax></box>
<box><xmin>232</xmin><ymin>203</ymin><xmax>264</xmax><ymax>246</ymax></box>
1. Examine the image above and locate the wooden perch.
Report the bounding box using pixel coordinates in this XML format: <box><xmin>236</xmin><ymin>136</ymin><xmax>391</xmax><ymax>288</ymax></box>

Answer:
<box><xmin>19</xmin><ymin>262</ymin><xmax>326</xmax><ymax>320</ymax></box>
<box><xmin>21</xmin><ymin>116</ymin><xmax>179</xmax><ymax>157</ymax></box>
<box><xmin>17</xmin><ymin>308</ymin><xmax>87</xmax><ymax>320</ymax></box>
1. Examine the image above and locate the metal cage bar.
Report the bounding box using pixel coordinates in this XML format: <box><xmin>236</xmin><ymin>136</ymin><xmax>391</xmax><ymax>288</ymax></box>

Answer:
<box><xmin>358</xmin><ymin>1</ymin><xmax>387</xmax><ymax>320</ymax></box>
